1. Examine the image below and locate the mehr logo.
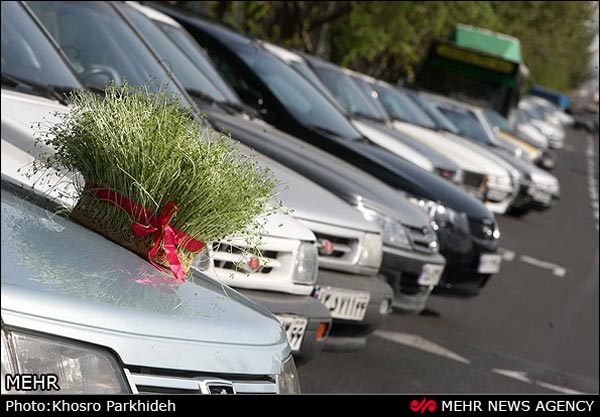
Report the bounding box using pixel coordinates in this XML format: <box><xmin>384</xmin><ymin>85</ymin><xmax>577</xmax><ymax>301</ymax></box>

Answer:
<box><xmin>410</xmin><ymin>397</ymin><xmax>437</xmax><ymax>414</ymax></box>
<box><xmin>4</xmin><ymin>373</ymin><xmax>60</xmax><ymax>392</ymax></box>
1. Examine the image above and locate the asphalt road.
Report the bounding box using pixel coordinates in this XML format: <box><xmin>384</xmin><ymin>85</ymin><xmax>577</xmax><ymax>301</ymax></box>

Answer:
<box><xmin>299</xmin><ymin>127</ymin><xmax>600</xmax><ymax>394</ymax></box>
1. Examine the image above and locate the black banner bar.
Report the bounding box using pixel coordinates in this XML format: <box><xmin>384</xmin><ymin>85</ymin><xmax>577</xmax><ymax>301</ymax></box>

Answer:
<box><xmin>1</xmin><ymin>394</ymin><xmax>597</xmax><ymax>415</ymax></box>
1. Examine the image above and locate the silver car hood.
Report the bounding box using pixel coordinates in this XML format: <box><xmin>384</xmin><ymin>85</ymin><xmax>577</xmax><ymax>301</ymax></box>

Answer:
<box><xmin>1</xmin><ymin>185</ymin><xmax>289</xmax><ymax>375</ymax></box>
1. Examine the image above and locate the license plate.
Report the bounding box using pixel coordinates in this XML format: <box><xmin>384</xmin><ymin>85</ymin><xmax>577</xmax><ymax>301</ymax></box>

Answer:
<box><xmin>313</xmin><ymin>286</ymin><xmax>370</xmax><ymax>321</ymax></box>
<box><xmin>478</xmin><ymin>254</ymin><xmax>502</xmax><ymax>274</ymax></box>
<box><xmin>276</xmin><ymin>315</ymin><xmax>308</xmax><ymax>352</ymax></box>
<box><xmin>417</xmin><ymin>263</ymin><xmax>444</xmax><ymax>286</ymax></box>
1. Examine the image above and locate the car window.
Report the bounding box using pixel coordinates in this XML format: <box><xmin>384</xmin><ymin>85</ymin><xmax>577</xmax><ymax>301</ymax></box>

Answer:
<box><xmin>483</xmin><ymin>109</ymin><xmax>513</xmax><ymax>131</ymax></box>
<box><xmin>120</xmin><ymin>3</ymin><xmax>227</xmax><ymax>103</ymax></box>
<box><xmin>1</xmin><ymin>1</ymin><xmax>81</xmax><ymax>90</ymax></box>
<box><xmin>25</xmin><ymin>1</ymin><xmax>186</xmax><ymax>99</ymax></box>
<box><xmin>521</xmin><ymin>106</ymin><xmax>545</xmax><ymax>121</ymax></box>
<box><xmin>436</xmin><ymin>107</ymin><xmax>492</xmax><ymax>144</ymax></box>
<box><xmin>206</xmin><ymin>45</ymin><xmax>267</xmax><ymax>109</ymax></box>
<box><xmin>231</xmin><ymin>43</ymin><xmax>363</xmax><ymax>139</ymax></box>
<box><xmin>351</xmin><ymin>76</ymin><xmax>395</xmax><ymax>117</ymax></box>
<box><xmin>312</xmin><ymin>65</ymin><xmax>386</xmax><ymax>121</ymax></box>
<box><xmin>156</xmin><ymin>21</ymin><xmax>242</xmax><ymax>105</ymax></box>
<box><xmin>372</xmin><ymin>83</ymin><xmax>437</xmax><ymax>129</ymax></box>
<box><xmin>406</xmin><ymin>93</ymin><xmax>461</xmax><ymax>134</ymax></box>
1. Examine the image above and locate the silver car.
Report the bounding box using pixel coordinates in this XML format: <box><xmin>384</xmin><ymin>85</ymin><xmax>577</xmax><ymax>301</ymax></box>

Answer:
<box><xmin>1</xmin><ymin>171</ymin><xmax>298</xmax><ymax>394</ymax></box>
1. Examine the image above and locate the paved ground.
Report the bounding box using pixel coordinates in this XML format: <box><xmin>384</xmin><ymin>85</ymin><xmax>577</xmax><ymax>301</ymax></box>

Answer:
<box><xmin>299</xmin><ymin>127</ymin><xmax>599</xmax><ymax>394</ymax></box>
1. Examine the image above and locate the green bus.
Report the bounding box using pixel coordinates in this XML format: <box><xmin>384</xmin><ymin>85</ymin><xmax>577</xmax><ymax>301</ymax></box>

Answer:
<box><xmin>413</xmin><ymin>24</ymin><xmax>529</xmax><ymax>117</ymax></box>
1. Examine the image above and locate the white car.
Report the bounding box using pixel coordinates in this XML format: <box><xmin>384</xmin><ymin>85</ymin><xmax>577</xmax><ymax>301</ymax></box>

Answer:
<box><xmin>262</xmin><ymin>45</ymin><xmax>519</xmax><ymax>213</ymax></box>
<box><xmin>349</xmin><ymin>73</ymin><xmax>518</xmax><ymax>214</ymax></box>
<box><xmin>518</xmin><ymin>100</ymin><xmax>565</xmax><ymax>149</ymax></box>
<box><xmin>526</xmin><ymin>95</ymin><xmax>574</xmax><ymax>127</ymax></box>
<box><xmin>511</xmin><ymin>111</ymin><xmax>550</xmax><ymax>148</ymax></box>
<box><xmin>425</xmin><ymin>94</ymin><xmax>561</xmax><ymax>209</ymax></box>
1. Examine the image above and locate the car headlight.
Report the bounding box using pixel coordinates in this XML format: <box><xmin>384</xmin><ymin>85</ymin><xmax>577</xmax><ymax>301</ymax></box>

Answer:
<box><xmin>356</xmin><ymin>205</ymin><xmax>411</xmax><ymax>250</ymax></box>
<box><xmin>276</xmin><ymin>355</ymin><xmax>301</xmax><ymax>394</ymax></box>
<box><xmin>358</xmin><ymin>232</ymin><xmax>383</xmax><ymax>269</ymax></box>
<box><xmin>509</xmin><ymin>170</ymin><xmax>520</xmax><ymax>189</ymax></box>
<box><xmin>408</xmin><ymin>198</ymin><xmax>457</xmax><ymax>231</ymax></box>
<box><xmin>1</xmin><ymin>328</ymin><xmax>130</xmax><ymax>394</ymax></box>
<box><xmin>292</xmin><ymin>242</ymin><xmax>318</xmax><ymax>285</ymax></box>
<box><xmin>488</xmin><ymin>175</ymin><xmax>512</xmax><ymax>188</ymax></box>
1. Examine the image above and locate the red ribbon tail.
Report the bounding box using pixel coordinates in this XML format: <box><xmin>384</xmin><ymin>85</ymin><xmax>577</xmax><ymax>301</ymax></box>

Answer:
<box><xmin>163</xmin><ymin>226</ymin><xmax>186</xmax><ymax>281</ymax></box>
<box><xmin>144</xmin><ymin>231</ymin><xmax>178</xmax><ymax>281</ymax></box>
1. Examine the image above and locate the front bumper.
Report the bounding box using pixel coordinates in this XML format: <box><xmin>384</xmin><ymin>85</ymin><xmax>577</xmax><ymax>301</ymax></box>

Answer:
<box><xmin>312</xmin><ymin>269</ymin><xmax>393</xmax><ymax>350</ymax></box>
<box><xmin>535</xmin><ymin>149</ymin><xmax>557</xmax><ymax>171</ymax></box>
<box><xmin>434</xmin><ymin>224</ymin><xmax>499</xmax><ymax>297</ymax></box>
<box><xmin>380</xmin><ymin>245</ymin><xmax>446</xmax><ymax>314</ymax></box>
<box><xmin>238</xmin><ymin>289</ymin><xmax>332</xmax><ymax>365</ymax></box>
<box><xmin>529</xmin><ymin>184</ymin><xmax>557</xmax><ymax>210</ymax></box>
<box><xmin>548</xmin><ymin>135</ymin><xmax>565</xmax><ymax>149</ymax></box>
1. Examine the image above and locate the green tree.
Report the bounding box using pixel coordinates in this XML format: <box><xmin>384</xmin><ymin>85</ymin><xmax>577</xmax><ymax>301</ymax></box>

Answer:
<box><xmin>173</xmin><ymin>1</ymin><xmax>599</xmax><ymax>91</ymax></box>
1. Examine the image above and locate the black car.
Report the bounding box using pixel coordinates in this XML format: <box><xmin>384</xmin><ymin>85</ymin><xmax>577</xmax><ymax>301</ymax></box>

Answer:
<box><xmin>147</xmin><ymin>3</ymin><xmax>502</xmax><ymax>297</ymax></box>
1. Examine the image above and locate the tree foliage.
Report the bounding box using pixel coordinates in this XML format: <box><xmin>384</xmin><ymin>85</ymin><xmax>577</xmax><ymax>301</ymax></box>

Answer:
<box><xmin>173</xmin><ymin>1</ymin><xmax>598</xmax><ymax>92</ymax></box>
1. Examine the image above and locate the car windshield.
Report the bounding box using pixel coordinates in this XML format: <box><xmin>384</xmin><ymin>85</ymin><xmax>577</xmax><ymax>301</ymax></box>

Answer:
<box><xmin>350</xmin><ymin>76</ymin><xmax>397</xmax><ymax>117</ymax></box>
<box><xmin>528</xmin><ymin>98</ymin><xmax>557</xmax><ymax>115</ymax></box>
<box><xmin>25</xmin><ymin>1</ymin><xmax>186</xmax><ymax>99</ymax></box>
<box><xmin>234</xmin><ymin>43</ymin><xmax>363</xmax><ymax>139</ymax></box>
<box><xmin>1</xmin><ymin>1</ymin><xmax>81</xmax><ymax>92</ymax></box>
<box><xmin>483</xmin><ymin>108</ymin><xmax>514</xmax><ymax>131</ymax></box>
<box><xmin>312</xmin><ymin>65</ymin><xmax>387</xmax><ymax>121</ymax></box>
<box><xmin>119</xmin><ymin>3</ymin><xmax>227</xmax><ymax>104</ymax></box>
<box><xmin>154</xmin><ymin>19</ymin><xmax>242</xmax><ymax>105</ymax></box>
<box><xmin>520</xmin><ymin>105</ymin><xmax>545</xmax><ymax>121</ymax></box>
<box><xmin>370</xmin><ymin>82</ymin><xmax>438</xmax><ymax>129</ymax></box>
<box><xmin>406</xmin><ymin>92</ymin><xmax>461</xmax><ymax>134</ymax></box>
<box><xmin>436</xmin><ymin>106</ymin><xmax>494</xmax><ymax>144</ymax></box>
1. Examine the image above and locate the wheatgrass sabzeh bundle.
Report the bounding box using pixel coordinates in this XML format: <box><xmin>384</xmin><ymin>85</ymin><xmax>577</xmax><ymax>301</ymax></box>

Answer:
<box><xmin>31</xmin><ymin>82</ymin><xmax>280</xmax><ymax>281</ymax></box>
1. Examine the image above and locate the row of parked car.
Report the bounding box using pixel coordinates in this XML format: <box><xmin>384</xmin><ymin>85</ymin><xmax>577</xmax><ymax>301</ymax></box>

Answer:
<box><xmin>0</xmin><ymin>1</ymin><xmax>574</xmax><ymax>394</ymax></box>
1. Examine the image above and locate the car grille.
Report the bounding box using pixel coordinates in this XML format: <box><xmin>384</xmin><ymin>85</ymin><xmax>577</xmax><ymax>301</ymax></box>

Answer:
<box><xmin>297</xmin><ymin>219</ymin><xmax>369</xmax><ymax>274</ymax></box>
<box><xmin>405</xmin><ymin>225</ymin><xmax>438</xmax><ymax>253</ymax></box>
<box><xmin>463</xmin><ymin>170</ymin><xmax>487</xmax><ymax>188</ymax></box>
<box><xmin>314</xmin><ymin>232</ymin><xmax>357</xmax><ymax>259</ymax></box>
<box><xmin>213</xmin><ymin>243</ymin><xmax>278</xmax><ymax>274</ymax></box>
<box><xmin>462</xmin><ymin>170</ymin><xmax>487</xmax><ymax>199</ymax></box>
<box><xmin>125</xmin><ymin>369</ymin><xmax>277</xmax><ymax>394</ymax></box>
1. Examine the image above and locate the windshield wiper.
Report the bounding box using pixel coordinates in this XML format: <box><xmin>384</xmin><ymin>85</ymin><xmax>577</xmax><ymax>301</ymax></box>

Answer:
<box><xmin>1</xmin><ymin>73</ymin><xmax>73</xmax><ymax>106</ymax></box>
<box><xmin>219</xmin><ymin>100</ymin><xmax>258</xmax><ymax>118</ymax></box>
<box><xmin>308</xmin><ymin>124</ymin><xmax>343</xmax><ymax>138</ymax></box>
<box><xmin>187</xmin><ymin>88</ymin><xmax>219</xmax><ymax>105</ymax></box>
<box><xmin>351</xmin><ymin>111</ymin><xmax>386</xmax><ymax>123</ymax></box>
<box><xmin>187</xmin><ymin>88</ymin><xmax>260</xmax><ymax>118</ymax></box>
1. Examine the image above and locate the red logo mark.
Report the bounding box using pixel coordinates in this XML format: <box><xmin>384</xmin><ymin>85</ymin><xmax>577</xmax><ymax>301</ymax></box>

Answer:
<box><xmin>247</xmin><ymin>256</ymin><xmax>261</xmax><ymax>271</ymax></box>
<box><xmin>320</xmin><ymin>239</ymin><xmax>335</xmax><ymax>255</ymax></box>
<box><xmin>410</xmin><ymin>398</ymin><xmax>437</xmax><ymax>414</ymax></box>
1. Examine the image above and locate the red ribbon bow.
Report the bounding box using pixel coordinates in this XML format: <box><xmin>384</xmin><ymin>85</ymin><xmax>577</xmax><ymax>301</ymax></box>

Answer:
<box><xmin>84</xmin><ymin>183</ymin><xmax>205</xmax><ymax>281</ymax></box>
